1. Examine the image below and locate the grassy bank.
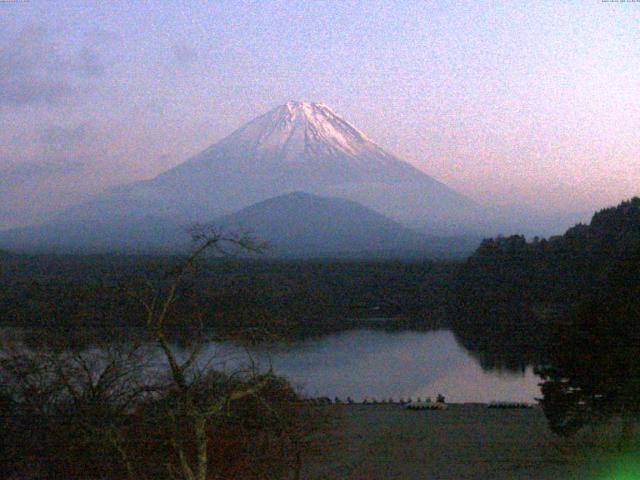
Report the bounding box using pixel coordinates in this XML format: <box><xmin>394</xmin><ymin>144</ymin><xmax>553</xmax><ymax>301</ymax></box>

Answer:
<box><xmin>303</xmin><ymin>404</ymin><xmax>626</xmax><ymax>480</ymax></box>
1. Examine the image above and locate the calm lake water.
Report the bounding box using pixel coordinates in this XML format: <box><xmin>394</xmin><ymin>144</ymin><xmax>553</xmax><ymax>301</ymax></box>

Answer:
<box><xmin>198</xmin><ymin>329</ymin><xmax>541</xmax><ymax>403</ymax></box>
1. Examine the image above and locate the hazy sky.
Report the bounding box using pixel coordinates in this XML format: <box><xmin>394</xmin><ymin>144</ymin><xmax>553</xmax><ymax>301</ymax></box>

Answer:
<box><xmin>1</xmin><ymin>0</ymin><xmax>639</xmax><ymax>228</ymax></box>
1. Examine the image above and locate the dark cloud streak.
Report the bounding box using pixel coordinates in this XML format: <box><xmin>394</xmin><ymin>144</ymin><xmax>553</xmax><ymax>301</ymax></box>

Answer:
<box><xmin>172</xmin><ymin>42</ymin><xmax>198</xmax><ymax>64</ymax></box>
<box><xmin>0</xmin><ymin>160</ymin><xmax>86</xmax><ymax>183</ymax></box>
<box><xmin>1</xmin><ymin>122</ymin><xmax>94</xmax><ymax>198</ymax></box>
<box><xmin>0</xmin><ymin>27</ymin><xmax>107</xmax><ymax>107</ymax></box>
<box><xmin>39</xmin><ymin>123</ymin><xmax>90</xmax><ymax>148</ymax></box>
<box><xmin>0</xmin><ymin>79</ymin><xmax>72</xmax><ymax>106</ymax></box>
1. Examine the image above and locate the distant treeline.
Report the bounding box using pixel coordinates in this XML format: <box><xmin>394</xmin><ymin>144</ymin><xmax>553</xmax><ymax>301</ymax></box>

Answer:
<box><xmin>0</xmin><ymin>255</ymin><xmax>457</xmax><ymax>338</ymax></box>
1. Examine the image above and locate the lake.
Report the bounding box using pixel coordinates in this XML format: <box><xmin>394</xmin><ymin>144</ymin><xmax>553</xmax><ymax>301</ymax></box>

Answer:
<box><xmin>197</xmin><ymin>328</ymin><xmax>541</xmax><ymax>403</ymax></box>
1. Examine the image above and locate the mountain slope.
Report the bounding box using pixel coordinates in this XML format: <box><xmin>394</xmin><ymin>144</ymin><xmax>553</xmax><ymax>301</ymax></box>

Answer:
<box><xmin>0</xmin><ymin>101</ymin><xmax>478</xmax><ymax>252</ymax></box>
<box><xmin>59</xmin><ymin>102</ymin><xmax>475</xmax><ymax>223</ymax></box>
<box><xmin>0</xmin><ymin>214</ymin><xmax>188</xmax><ymax>254</ymax></box>
<box><xmin>0</xmin><ymin>191</ymin><xmax>480</xmax><ymax>257</ymax></box>
<box><xmin>217</xmin><ymin>192</ymin><xmax>430</xmax><ymax>257</ymax></box>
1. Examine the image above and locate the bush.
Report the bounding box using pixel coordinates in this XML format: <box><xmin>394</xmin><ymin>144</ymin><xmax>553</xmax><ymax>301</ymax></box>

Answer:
<box><xmin>0</xmin><ymin>346</ymin><xmax>319</xmax><ymax>480</ymax></box>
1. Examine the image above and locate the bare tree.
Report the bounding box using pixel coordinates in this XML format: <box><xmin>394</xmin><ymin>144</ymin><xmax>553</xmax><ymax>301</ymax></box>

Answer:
<box><xmin>132</xmin><ymin>227</ymin><xmax>277</xmax><ymax>480</ymax></box>
<box><xmin>0</xmin><ymin>336</ymin><xmax>155</xmax><ymax>480</ymax></box>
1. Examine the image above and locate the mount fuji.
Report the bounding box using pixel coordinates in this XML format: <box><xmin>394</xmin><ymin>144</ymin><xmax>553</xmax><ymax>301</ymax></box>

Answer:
<box><xmin>0</xmin><ymin>101</ymin><xmax>480</xmax><ymax>254</ymax></box>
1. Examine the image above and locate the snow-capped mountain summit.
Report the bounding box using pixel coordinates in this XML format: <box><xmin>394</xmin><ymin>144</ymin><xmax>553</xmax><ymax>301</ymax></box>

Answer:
<box><xmin>162</xmin><ymin>100</ymin><xmax>413</xmax><ymax>180</ymax></box>
<box><xmin>217</xmin><ymin>101</ymin><xmax>376</xmax><ymax>161</ymax></box>
<box><xmin>0</xmin><ymin>101</ymin><xmax>480</xmax><ymax>252</ymax></box>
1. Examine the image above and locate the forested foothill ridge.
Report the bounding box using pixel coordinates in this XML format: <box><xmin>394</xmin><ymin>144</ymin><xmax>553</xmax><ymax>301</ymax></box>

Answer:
<box><xmin>453</xmin><ymin>197</ymin><xmax>640</xmax><ymax>442</ymax></box>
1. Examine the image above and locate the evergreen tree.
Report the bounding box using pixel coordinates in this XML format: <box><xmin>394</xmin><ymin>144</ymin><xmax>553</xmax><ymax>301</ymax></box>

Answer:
<box><xmin>537</xmin><ymin>250</ymin><xmax>640</xmax><ymax>442</ymax></box>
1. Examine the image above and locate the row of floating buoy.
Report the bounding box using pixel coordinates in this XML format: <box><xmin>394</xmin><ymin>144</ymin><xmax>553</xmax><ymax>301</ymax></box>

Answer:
<box><xmin>304</xmin><ymin>397</ymin><xmax>533</xmax><ymax>409</ymax></box>
<box><xmin>306</xmin><ymin>395</ymin><xmax>448</xmax><ymax>406</ymax></box>
<box><xmin>488</xmin><ymin>401</ymin><xmax>533</xmax><ymax>409</ymax></box>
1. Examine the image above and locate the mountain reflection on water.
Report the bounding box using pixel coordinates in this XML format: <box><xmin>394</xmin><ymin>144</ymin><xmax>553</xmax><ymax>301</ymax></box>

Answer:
<box><xmin>196</xmin><ymin>329</ymin><xmax>542</xmax><ymax>403</ymax></box>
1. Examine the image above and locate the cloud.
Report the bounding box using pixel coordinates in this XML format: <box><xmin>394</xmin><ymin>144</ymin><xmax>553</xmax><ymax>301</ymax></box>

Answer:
<box><xmin>0</xmin><ymin>79</ymin><xmax>72</xmax><ymax>106</ymax></box>
<box><xmin>0</xmin><ymin>119</ymin><xmax>104</xmax><ymax>227</ymax></box>
<box><xmin>1</xmin><ymin>122</ymin><xmax>93</xmax><ymax>192</ymax></box>
<box><xmin>0</xmin><ymin>158</ymin><xmax>88</xmax><ymax>209</ymax></box>
<box><xmin>73</xmin><ymin>48</ymin><xmax>106</xmax><ymax>77</ymax></box>
<box><xmin>172</xmin><ymin>42</ymin><xmax>198</xmax><ymax>64</ymax></box>
<box><xmin>0</xmin><ymin>161</ymin><xmax>85</xmax><ymax>183</ymax></box>
<box><xmin>0</xmin><ymin>27</ymin><xmax>107</xmax><ymax>106</ymax></box>
<box><xmin>38</xmin><ymin>123</ymin><xmax>90</xmax><ymax>148</ymax></box>
<box><xmin>0</xmin><ymin>158</ymin><xmax>92</xmax><ymax>228</ymax></box>
<box><xmin>83</xmin><ymin>27</ymin><xmax>120</xmax><ymax>45</ymax></box>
